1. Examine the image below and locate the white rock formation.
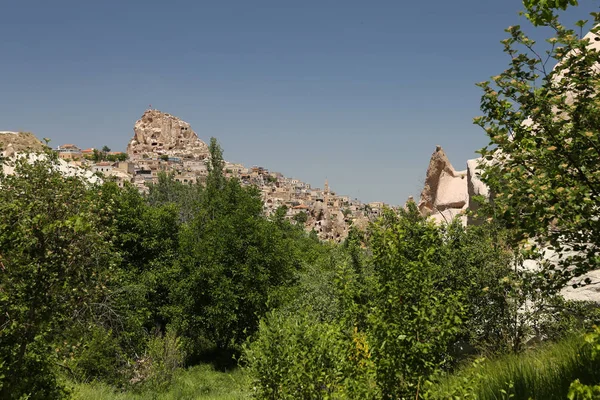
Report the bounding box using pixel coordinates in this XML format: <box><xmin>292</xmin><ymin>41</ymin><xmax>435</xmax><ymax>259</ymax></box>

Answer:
<box><xmin>418</xmin><ymin>146</ymin><xmax>468</xmax><ymax>225</ymax></box>
<box><xmin>2</xmin><ymin>152</ymin><xmax>100</xmax><ymax>184</ymax></box>
<box><xmin>418</xmin><ymin>146</ymin><xmax>600</xmax><ymax>303</ymax></box>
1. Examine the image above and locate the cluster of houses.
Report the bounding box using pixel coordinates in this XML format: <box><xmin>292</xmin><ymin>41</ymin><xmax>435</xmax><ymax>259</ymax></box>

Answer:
<box><xmin>53</xmin><ymin>143</ymin><xmax>392</xmax><ymax>242</ymax></box>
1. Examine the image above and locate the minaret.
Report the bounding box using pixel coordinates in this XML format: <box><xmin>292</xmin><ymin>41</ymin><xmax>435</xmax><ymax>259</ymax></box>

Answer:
<box><xmin>324</xmin><ymin>179</ymin><xmax>329</xmax><ymax>207</ymax></box>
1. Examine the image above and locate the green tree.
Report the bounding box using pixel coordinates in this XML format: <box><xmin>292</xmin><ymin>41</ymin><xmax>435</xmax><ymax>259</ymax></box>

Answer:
<box><xmin>475</xmin><ymin>9</ymin><xmax>600</xmax><ymax>292</ymax></box>
<box><xmin>368</xmin><ymin>204</ymin><xmax>464</xmax><ymax>398</ymax></box>
<box><xmin>523</xmin><ymin>0</ymin><xmax>579</xmax><ymax>26</ymax></box>
<box><xmin>97</xmin><ymin>182</ymin><xmax>180</xmax><ymax>334</ymax></box>
<box><xmin>172</xmin><ymin>138</ymin><xmax>299</xmax><ymax>360</ymax></box>
<box><xmin>147</xmin><ymin>171</ymin><xmax>203</xmax><ymax>223</ymax></box>
<box><xmin>293</xmin><ymin>211</ymin><xmax>308</xmax><ymax>225</ymax></box>
<box><xmin>92</xmin><ymin>148</ymin><xmax>102</xmax><ymax>162</ymax></box>
<box><xmin>0</xmin><ymin>154</ymin><xmax>115</xmax><ymax>399</ymax></box>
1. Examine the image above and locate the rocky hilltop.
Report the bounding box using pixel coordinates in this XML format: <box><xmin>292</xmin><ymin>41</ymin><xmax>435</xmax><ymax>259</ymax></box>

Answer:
<box><xmin>0</xmin><ymin>131</ymin><xmax>46</xmax><ymax>157</ymax></box>
<box><xmin>126</xmin><ymin>110</ymin><xmax>209</xmax><ymax>160</ymax></box>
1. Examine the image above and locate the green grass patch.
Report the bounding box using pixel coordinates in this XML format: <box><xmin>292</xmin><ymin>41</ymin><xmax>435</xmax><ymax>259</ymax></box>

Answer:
<box><xmin>427</xmin><ymin>334</ymin><xmax>600</xmax><ymax>399</ymax></box>
<box><xmin>70</xmin><ymin>364</ymin><xmax>250</xmax><ymax>400</ymax></box>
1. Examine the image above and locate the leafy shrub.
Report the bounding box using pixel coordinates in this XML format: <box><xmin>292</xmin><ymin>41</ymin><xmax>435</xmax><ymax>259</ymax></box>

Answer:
<box><xmin>243</xmin><ymin>311</ymin><xmax>378</xmax><ymax>399</ymax></box>
<box><xmin>141</xmin><ymin>329</ymin><xmax>185</xmax><ymax>391</ymax></box>
<box><xmin>64</xmin><ymin>326</ymin><xmax>128</xmax><ymax>385</ymax></box>
<box><xmin>368</xmin><ymin>205</ymin><xmax>465</xmax><ymax>398</ymax></box>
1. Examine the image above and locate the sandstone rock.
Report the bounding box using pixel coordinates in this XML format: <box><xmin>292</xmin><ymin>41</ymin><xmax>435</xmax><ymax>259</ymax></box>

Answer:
<box><xmin>434</xmin><ymin>169</ymin><xmax>467</xmax><ymax>210</ymax></box>
<box><xmin>429</xmin><ymin>208</ymin><xmax>467</xmax><ymax>226</ymax></box>
<box><xmin>467</xmin><ymin>158</ymin><xmax>489</xmax><ymax>204</ymax></box>
<box><xmin>418</xmin><ymin>146</ymin><xmax>467</xmax><ymax>216</ymax></box>
<box><xmin>312</xmin><ymin>201</ymin><xmax>326</xmax><ymax>221</ymax></box>
<box><xmin>466</xmin><ymin>158</ymin><xmax>491</xmax><ymax>224</ymax></box>
<box><xmin>562</xmin><ymin>270</ymin><xmax>600</xmax><ymax>302</ymax></box>
<box><xmin>352</xmin><ymin>214</ymin><xmax>370</xmax><ymax>232</ymax></box>
<box><xmin>126</xmin><ymin>110</ymin><xmax>209</xmax><ymax>160</ymax></box>
<box><xmin>0</xmin><ymin>131</ymin><xmax>46</xmax><ymax>155</ymax></box>
<box><xmin>521</xmin><ymin>247</ymin><xmax>600</xmax><ymax>303</ymax></box>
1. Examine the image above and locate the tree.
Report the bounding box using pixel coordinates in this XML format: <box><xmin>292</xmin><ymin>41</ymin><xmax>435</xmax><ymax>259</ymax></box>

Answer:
<box><xmin>523</xmin><ymin>0</ymin><xmax>579</xmax><ymax>26</ymax></box>
<box><xmin>293</xmin><ymin>211</ymin><xmax>308</xmax><ymax>225</ymax></box>
<box><xmin>147</xmin><ymin>171</ymin><xmax>203</xmax><ymax>223</ymax></box>
<box><xmin>172</xmin><ymin>139</ymin><xmax>300</xmax><ymax>360</ymax></box>
<box><xmin>96</xmin><ymin>182</ymin><xmax>180</xmax><ymax>334</ymax></box>
<box><xmin>474</xmin><ymin>9</ymin><xmax>600</xmax><ymax>291</ymax></box>
<box><xmin>92</xmin><ymin>148</ymin><xmax>102</xmax><ymax>162</ymax></box>
<box><xmin>368</xmin><ymin>204</ymin><xmax>464</xmax><ymax>398</ymax></box>
<box><xmin>0</xmin><ymin>154</ymin><xmax>115</xmax><ymax>399</ymax></box>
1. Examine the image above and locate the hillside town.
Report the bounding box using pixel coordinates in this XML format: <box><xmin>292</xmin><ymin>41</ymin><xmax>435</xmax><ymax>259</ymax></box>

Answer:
<box><xmin>1</xmin><ymin>110</ymin><xmax>394</xmax><ymax>242</ymax></box>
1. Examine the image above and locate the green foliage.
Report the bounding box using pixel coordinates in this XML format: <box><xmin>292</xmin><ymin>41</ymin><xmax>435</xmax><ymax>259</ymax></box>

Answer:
<box><xmin>0</xmin><ymin>154</ymin><xmax>115</xmax><ymax>399</ymax></box>
<box><xmin>171</xmin><ymin>138</ymin><xmax>301</xmax><ymax>359</ymax></box>
<box><xmin>568</xmin><ymin>326</ymin><xmax>600</xmax><ymax>399</ymax></box>
<box><xmin>277</xmin><ymin>248</ymin><xmax>343</xmax><ymax>323</ymax></box>
<box><xmin>427</xmin><ymin>332</ymin><xmax>600</xmax><ymax>400</ymax></box>
<box><xmin>147</xmin><ymin>171</ymin><xmax>203</xmax><ymax>223</ymax></box>
<box><xmin>64</xmin><ymin>326</ymin><xmax>127</xmax><ymax>385</ymax></box>
<box><xmin>92</xmin><ymin>148</ymin><xmax>103</xmax><ymax>162</ymax></box>
<box><xmin>522</xmin><ymin>0</ymin><xmax>578</xmax><ymax>26</ymax></box>
<box><xmin>368</xmin><ymin>204</ymin><xmax>464</xmax><ymax>398</ymax></box>
<box><xmin>475</xmin><ymin>10</ymin><xmax>600</xmax><ymax>292</ymax></box>
<box><xmin>98</xmin><ymin>181</ymin><xmax>180</xmax><ymax>335</ymax></box>
<box><xmin>243</xmin><ymin>311</ymin><xmax>378</xmax><ymax>400</ymax></box>
<box><xmin>292</xmin><ymin>210</ymin><xmax>308</xmax><ymax>225</ymax></box>
<box><xmin>142</xmin><ymin>329</ymin><xmax>185</xmax><ymax>391</ymax></box>
<box><xmin>106</xmin><ymin>153</ymin><xmax>128</xmax><ymax>162</ymax></box>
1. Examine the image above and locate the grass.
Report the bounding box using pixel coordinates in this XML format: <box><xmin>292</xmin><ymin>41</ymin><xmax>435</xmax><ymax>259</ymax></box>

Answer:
<box><xmin>71</xmin><ymin>334</ymin><xmax>600</xmax><ymax>399</ymax></box>
<box><xmin>70</xmin><ymin>364</ymin><xmax>250</xmax><ymax>400</ymax></box>
<box><xmin>427</xmin><ymin>333</ymin><xmax>600</xmax><ymax>400</ymax></box>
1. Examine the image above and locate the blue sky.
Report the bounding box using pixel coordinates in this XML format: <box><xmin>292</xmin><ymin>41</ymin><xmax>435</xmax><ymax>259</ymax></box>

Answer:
<box><xmin>0</xmin><ymin>0</ymin><xmax>595</xmax><ymax>204</ymax></box>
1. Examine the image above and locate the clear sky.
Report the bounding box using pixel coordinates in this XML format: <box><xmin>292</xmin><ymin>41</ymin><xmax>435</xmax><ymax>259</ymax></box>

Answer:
<box><xmin>0</xmin><ymin>0</ymin><xmax>595</xmax><ymax>204</ymax></box>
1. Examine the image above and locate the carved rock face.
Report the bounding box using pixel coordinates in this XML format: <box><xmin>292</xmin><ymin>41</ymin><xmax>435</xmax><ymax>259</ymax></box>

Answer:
<box><xmin>126</xmin><ymin>110</ymin><xmax>209</xmax><ymax>160</ymax></box>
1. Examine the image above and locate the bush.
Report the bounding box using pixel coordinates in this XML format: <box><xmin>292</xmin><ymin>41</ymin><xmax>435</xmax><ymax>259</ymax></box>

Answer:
<box><xmin>64</xmin><ymin>326</ymin><xmax>128</xmax><ymax>385</ymax></box>
<box><xmin>243</xmin><ymin>311</ymin><xmax>378</xmax><ymax>400</ymax></box>
<box><xmin>140</xmin><ymin>329</ymin><xmax>185</xmax><ymax>391</ymax></box>
<box><xmin>367</xmin><ymin>205</ymin><xmax>464</xmax><ymax>398</ymax></box>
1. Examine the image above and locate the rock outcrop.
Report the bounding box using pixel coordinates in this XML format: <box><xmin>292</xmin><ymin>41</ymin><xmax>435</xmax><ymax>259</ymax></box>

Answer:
<box><xmin>126</xmin><ymin>110</ymin><xmax>209</xmax><ymax>160</ymax></box>
<box><xmin>418</xmin><ymin>146</ymin><xmax>468</xmax><ymax>225</ymax></box>
<box><xmin>0</xmin><ymin>131</ymin><xmax>46</xmax><ymax>157</ymax></box>
<box><xmin>417</xmin><ymin>146</ymin><xmax>600</xmax><ymax>303</ymax></box>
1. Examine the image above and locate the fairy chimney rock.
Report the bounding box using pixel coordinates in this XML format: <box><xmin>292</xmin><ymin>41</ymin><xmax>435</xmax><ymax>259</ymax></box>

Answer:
<box><xmin>418</xmin><ymin>146</ymin><xmax>468</xmax><ymax>223</ymax></box>
<box><xmin>127</xmin><ymin>109</ymin><xmax>209</xmax><ymax>160</ymax></box>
